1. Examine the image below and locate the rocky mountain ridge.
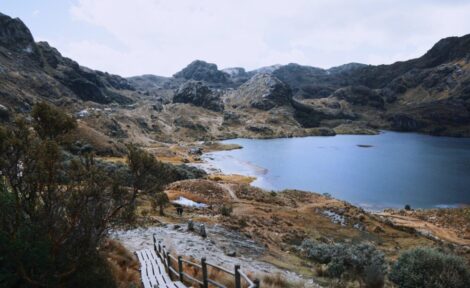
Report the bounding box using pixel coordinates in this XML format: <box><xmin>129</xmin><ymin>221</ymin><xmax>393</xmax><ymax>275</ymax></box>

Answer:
<box><xmin>1</xmin><ymin>12</ymin><xmax>470</xmax><ymax>154</ymax></box>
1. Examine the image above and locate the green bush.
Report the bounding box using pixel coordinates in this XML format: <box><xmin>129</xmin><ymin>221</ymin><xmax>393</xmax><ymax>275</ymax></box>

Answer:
<box><xmin>301</xmin><ymin>240</ymin><xmax>386</xmax><ymax>287</ymax></box>
<box><xmin>219</xmin><ymin>205</ymin><xmax>233</xmax><ymax>216</ymax></box>
<box><xmin>390</xmin><ymin>247</ymin><xmax>470</xmax><ymax>288</ymax></box>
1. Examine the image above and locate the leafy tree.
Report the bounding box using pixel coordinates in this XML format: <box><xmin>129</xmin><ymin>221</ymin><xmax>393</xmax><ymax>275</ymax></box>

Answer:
<box><xmin>390</xmin><ymin>247</ymin><xmax>470</xmax><ymax>288</ymax></box>
<box><xmin>126</xmin><ymin>144</ymin><xmax>186</xmax><ymax>216</ymax></box>
<box><xmin>154</xmin><ymin>191</ymin><xmax>170</xmax><ymax>216</ymax></box>
<box><xmin>31</xmin><ymin>102</ymin><xmax>77</xmax><ymax>140</ymax></box>
<box><xmin>0</xmin><ymin>103</ymin><xmax>136</xmax><ymax>287</ymax></box>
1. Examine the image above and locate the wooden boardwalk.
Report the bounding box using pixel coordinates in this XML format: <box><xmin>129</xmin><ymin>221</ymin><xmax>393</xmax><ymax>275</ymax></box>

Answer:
<box><xmin>136</xmin><ymin>249</ymin><xmax>186</xmax><ymax>288</ymax></box>
<box><xmin>136</xmin><ymin>233</ymin><xmax>259</xmax><ymax>288</ymax></box>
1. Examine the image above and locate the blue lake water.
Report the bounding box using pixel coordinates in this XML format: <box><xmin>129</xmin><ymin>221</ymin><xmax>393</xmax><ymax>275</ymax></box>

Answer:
<box><xmin>203</xmin><ymin>131</ymin><xmax>470</xmax><ymax>209</ymax></box>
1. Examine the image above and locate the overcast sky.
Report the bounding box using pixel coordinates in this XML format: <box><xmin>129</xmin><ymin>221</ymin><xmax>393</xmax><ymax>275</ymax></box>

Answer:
<box><xmin>2</xmin><ymin>0</ymin><xmax>470</xmax><ymax>77</ymax></box>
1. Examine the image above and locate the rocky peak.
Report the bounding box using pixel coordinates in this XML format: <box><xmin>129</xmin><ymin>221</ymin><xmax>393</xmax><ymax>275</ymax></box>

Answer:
<box><xmin>0</xmin><ymin>13</ymin><xmax>36</xmax><ymax>53</ymax></box>
<box><xmin>419</xmin><ymin>34</ymin><xmax>470</xmax><ymax>68</ymax></box>
<box><xmin>173</xmin><ymin>60</ymin><xmax>229</xmax><ymax>84</ymax></box>
<box><xmin>173</xmin><ymin>80</ymin><xmax>224</xmax><ymax>112</ymax></box>
<box><xmin>222</xmin><ymin>67</ymin><xmax>246</xmax><ymax>77</ymax></box>
<box><xmin>233</xmin><ymin>73</ymin><xmax>292</xmax><ymax>110</ymax></box>
<box><xmin>327</xmin><ymin>63</ymin><xmax>367</xmax><ymax>74</ymax></box>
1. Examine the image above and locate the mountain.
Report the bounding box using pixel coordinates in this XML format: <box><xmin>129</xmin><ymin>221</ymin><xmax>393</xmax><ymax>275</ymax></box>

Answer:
<box><xmin>1</xmin><ymin>11</ymin><xmax>470</xmax><ymax>149</ymax></box>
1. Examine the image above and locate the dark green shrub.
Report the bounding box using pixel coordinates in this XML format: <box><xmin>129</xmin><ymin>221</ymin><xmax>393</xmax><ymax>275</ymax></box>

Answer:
<box><xmin>301</xmin><ymin>240</ymin><xmax>386</xmax><ymax>287</ymax></box>
<box><xmin>219</xmin><ymin>205</ymin><xmax>233</xmax><ymax>216</ymax></box>
<box><xmin>390</xmin><ymin>247</ymin><xmax>470</xmax><ymax>288</ymax></box>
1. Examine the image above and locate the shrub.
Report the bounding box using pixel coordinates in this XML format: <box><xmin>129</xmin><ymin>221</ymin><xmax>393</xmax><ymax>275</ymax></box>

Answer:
<box><xmin>219</xmin><ymin>205</ymin><xmax>233</xmax><ymax>216</ymax></box>
<box><xmin>404</xmin><ymin>204</ymin><xmax>411</xmax><ymax>211</ymax></box>
<box><xmin>390</xmin><ymin>247</ymin><xmax>470</xmax><ymax>288</ymax></box>
<box><xmin>301</xmin><ymin>240</ymin><xmax>386</xmax><ymax>287</ymax></box>
<box><xmin>0</xmin><ymin>105</ymin><xmax>135</xmax><ymax>287</ymax></box>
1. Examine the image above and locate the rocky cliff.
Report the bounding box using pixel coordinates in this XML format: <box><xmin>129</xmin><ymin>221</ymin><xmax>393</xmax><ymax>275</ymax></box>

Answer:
<box><xmin>1</xmin><ymin>11</ymin><xmax>470</xmax><ymax>145</ymax></box>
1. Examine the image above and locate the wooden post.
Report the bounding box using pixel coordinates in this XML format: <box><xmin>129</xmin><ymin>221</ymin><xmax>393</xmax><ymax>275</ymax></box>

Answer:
<box><xmin>188</xmin><ymin>219</ymin><xmax>194</xmax><ymax>231</ymax></box>
<box><xmin>201</xmin><ymin>257</ymin><xmax>208</xmax><ymax>288</ymax></box>
<box><xmin>200</xmin><ymin>224</ymin><xmax>207</xmax><ymax>238</ymax></box>
<box><xmin>254</xmin><ymin>278</ymin><xmax>260</xmax><ymax>288</ymax></box>
<box><xmin>178</xmin><ymin>256</ymin><xmax>184</xmax><ymax>282</ymax></box>
<box><xmin>166</xmin><ymin>251</ymin><xmax>172</xmax><ymax>280</ymax></box>
<box><xmin>234</xmin><ymin>264</ymin><xmax>241</xmax><ymax>288</ymax></box>
<box><xmin>153</xmin><ymin>234</ymin><xmax>157</xmax><ymax>252</ymax></box>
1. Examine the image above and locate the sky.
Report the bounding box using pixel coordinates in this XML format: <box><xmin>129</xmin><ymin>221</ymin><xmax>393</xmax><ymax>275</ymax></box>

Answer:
<box><xmin>2</xmin><ymin>0</ymin><xmax>470</xmax><ymax>77</ymax></box>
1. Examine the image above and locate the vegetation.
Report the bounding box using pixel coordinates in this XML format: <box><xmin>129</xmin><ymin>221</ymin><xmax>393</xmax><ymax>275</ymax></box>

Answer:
<box><xmin>0</xmin><ymin>103</ymin><xmax>137</xmax><ymax>287</ymax></box>
<box><xmin>301</xmin><ymin>240</ymin><xmax>387</xmax><ymax>288</ymax></box>
<box><xmin>0</xmin><ymin>103</ymin><xmax>197</xmax><ymax>287</ymax></box>
<box><xmin>126</xmin><ymin>144</ymin><xmax>204</xmax><ymax>216</ymax></box>
<box><xmin>390</xmin><ymin>247</ymin><xmax>470</xmax><ymax>288</ymax></box>
<box><xmin>219</xmin><ymin>204</ymin><xmax>233</xmax><ymax>216</ymax></box>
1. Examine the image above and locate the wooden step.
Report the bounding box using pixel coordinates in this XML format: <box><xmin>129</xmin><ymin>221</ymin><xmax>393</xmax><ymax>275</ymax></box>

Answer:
<box><xmin>136</xmin><ymin>249</ymin><xmax>187</xmax><ymax>288</ymax></box>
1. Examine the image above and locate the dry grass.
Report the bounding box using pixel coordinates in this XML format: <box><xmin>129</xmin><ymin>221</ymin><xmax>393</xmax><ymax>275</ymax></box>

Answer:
<box><xmin>97</xmin><ymin>156</ymin><xmax>127</xmax><ymax>164</ymax></box>
<box><xmin>166</xmin><ymin>179</ymin><xmax>231</xmax><ymax>204</ymax></box>
<box><xmin>101</xmin><ymin>239</ymin><xmax>141</xmax><ymax>288</ymax></box>
<box><xmin>208</xmin><ymin>173</ymin><xmax>256</xmax><ymax>185</ymax></box>
<box><xmin>258</xmin><ymin>273</ymin><xmax>304</xmax><ymax>288</ymax></box>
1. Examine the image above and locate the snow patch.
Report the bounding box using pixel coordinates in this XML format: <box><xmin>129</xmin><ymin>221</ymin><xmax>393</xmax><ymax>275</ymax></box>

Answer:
<box><xmin>172</xmin><ymin>196</ymin><xmax>207</xmax><ymax>208</ymax></box>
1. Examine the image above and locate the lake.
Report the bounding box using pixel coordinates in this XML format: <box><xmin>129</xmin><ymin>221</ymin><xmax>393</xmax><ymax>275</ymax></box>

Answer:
<box><xmin>202</xmin><ymin>131</ymin><xmax>470</xmax><ymax>210</ymax></box>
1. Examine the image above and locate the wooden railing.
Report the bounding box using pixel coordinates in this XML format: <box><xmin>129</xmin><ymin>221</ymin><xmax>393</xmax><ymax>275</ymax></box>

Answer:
<box><xmin>153</xmin><ymin>234</ymin><xmax>260</xmax><ymax>288</ymax></box>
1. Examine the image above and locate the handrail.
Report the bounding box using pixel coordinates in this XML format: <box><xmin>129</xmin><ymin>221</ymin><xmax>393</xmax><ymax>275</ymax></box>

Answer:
<box><xmin>206</xmin><ymin>262</ymin><xmax>235</xmax><ymax>275</ymax></box>
<box><xmin>208</xmin><ymin>278</ymin><xmax>228</xmax><ymax>288</ymax></box>
<box><xmin>153</xmin><ymin>233</ymin><xmax>260</xmax><ymax>288</ymax></box>
<box><xmin>182</xmin><ymin>272</ymin><xmax>203</xmax><ymax>285</ymax></box>
<box><xmin>180</xmin><ymin>258</ymin><xmax>202</xmax><ymax>269</ymax></box>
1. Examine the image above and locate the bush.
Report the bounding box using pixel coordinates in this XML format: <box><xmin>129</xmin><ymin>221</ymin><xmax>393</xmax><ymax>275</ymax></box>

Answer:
<box><xmin>0</xmin><ymin>104</ymin><xmax>134</xmax><ymax>287</ymax></box>
<box><xmin>301</xmin><ymin>240</ymin><xmax>386</xmax><ymax>287</ymax></box>
<box><xmin>219</xmin><ymin>205</ymin><xmax>233</xmax><ymax>216</ymax></box>
<box><xmin>390</xmin><ymin>247</ymin><xmax>470</xmax><ymax>288</ymax></box>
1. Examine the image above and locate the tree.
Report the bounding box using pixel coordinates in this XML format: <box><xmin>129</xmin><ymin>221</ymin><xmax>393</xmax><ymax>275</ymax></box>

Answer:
<box><xmin>126</xmin><ymin>144</ymin><xmax>177</xmax><ymax>216</ymax></box>
<box><xmin>31</xmin><ymin>102</ymin><xmax>77</xmax><ymax>140</ymax></box>
<box><xmin>0</xmin><ymin>104</ymin><xmax>135</xmax><ymax>287</ymax></box>
<box><xmin>390</xmin><ymin>247</ymin><xmax>470</xmax><ymax>288</ymax></box>
<box><xmin>154</xmin><ymin>191</ymin><xmax>170</xmax><ymax>216</ymax></box>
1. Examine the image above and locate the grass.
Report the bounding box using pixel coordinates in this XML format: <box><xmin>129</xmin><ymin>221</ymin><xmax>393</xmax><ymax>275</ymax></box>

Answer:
<box><xmin>208</xmin><ymin>173</ymin><xmax>256</xmax><ymax>184</ymax></box>
<box><xmin>258</xmin><ymin>273</ymin><xmax>305</xmax><ymax>288</ymax></box>
<box><xmin>101</xmin><ymin>239</ymin><xmax>141</xmax><ymax>288</ymax></box>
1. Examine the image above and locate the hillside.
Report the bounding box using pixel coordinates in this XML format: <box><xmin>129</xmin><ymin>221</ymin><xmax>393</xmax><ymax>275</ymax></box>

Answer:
<box><xmin>1</xmin><ymin>11</ymin><xmax>470</xmax><ymax>154</ymax></box>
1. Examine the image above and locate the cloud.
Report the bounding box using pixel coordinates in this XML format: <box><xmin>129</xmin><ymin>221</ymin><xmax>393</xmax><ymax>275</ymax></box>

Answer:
<box><xmin>64</xmin><ymin>0</ymin><xmax>470</xmax><ymax>76</ymax></box>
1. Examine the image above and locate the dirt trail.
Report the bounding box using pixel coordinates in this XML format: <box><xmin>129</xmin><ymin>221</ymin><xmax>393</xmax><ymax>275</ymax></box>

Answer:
<box><xmin>219</xmin><ymin>183</ymin><xmax>239</xmax><ymax>201</ymax></box>
<box><xmin>376</xmin><ymin>212</ymin><xmax>470</xmax><ymax>246</ymax></box>
<box><xmin>111</xmin><ymin>224</ymin><xmax>321</xmax><ymax>287</ymax></box>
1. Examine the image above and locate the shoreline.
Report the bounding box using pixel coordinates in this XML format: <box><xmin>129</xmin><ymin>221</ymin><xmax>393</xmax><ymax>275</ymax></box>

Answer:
<box><xmin>197</xmin><ymin>136</ymin><xmax>470</xmax><ymax>211</ymax></box>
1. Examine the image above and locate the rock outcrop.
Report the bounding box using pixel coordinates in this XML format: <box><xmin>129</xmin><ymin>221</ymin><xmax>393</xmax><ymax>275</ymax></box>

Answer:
<box><xmin>173</xmin><ymin>60</ymin><xmax>229</xmax><ymax>84</ymax></box>
<box><xmin>173</xmin><ymin>81</ymin><xmax>224</xmax><ymax>112</ymax></box>
<box><xmin>231</xmin><ymin>73</ymin><xmax>292</xmax><ymax>110</ymax></box>
<box><xmin>0</xmin><ymin>13</ymin><xmax>37</xmax><ymax>54</ymax></box>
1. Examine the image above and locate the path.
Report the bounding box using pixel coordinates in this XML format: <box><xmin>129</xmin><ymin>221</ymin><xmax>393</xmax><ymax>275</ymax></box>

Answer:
<box><xmin>136</xmin><ymin>248</ymin><xmax>186</xmax><ymax>288</ymax></box>
<box><xmin>376</xmin><ymin>212</ymin><xmax>470</xmax><ymax>246</ymax></box>
<box><xmin>219</xmin><ymin>183</ymin><xmax>239</xmax><ymax>201</ymax></box>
